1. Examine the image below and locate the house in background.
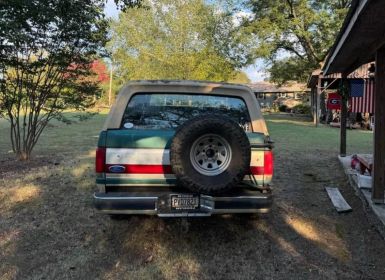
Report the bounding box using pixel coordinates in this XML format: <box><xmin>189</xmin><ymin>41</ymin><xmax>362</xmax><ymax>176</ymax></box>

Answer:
<box><xmin>248</xmin><ymin>81</ymin><xmax>309</xmax><ymax>110</ymax></box>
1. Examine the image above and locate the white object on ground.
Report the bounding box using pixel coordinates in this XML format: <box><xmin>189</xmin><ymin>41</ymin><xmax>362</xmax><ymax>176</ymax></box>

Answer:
<box><xmin>357</xmin><ymin>174</ymin><xmax>372</xmax><ymax>189</ymax></box>
<box><xmin>325</xmin><ymin>187</ymin><xmax>352</xmax><ymax>213</ymax></box>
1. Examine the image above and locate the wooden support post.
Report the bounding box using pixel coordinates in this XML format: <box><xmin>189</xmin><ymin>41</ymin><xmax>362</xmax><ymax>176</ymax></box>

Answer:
<box><xmin>312</xmin><ymin>88</ymin><xmax>316</xmax><ymax>125</ymax></box>
<box><xmin>314</xmin><ymin>75</ymin><xmax>322</xmax><ymax>127</ymax></box>
<box><xmin>340</xmin><ymin>98</ymin><xmax>347</xmax><ymax>157</ymax></box>
<box><xmin>340</xmin><ymin>77</ymin><xmax>348</xmax><ymax>157</ymax></box>
<box><xmin>372</xmin><ymin>47</ymin><xmax>385</xmax><ymax>203</ymax></box>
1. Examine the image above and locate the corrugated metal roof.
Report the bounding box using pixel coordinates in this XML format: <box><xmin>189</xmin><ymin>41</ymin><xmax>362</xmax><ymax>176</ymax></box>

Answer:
<box><xmin>307</xmin><ymin>63</ymin><xmax>373</xmax><ymax>88</ymax></box>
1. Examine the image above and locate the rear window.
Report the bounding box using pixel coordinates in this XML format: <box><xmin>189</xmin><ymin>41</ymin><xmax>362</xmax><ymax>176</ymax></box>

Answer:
<box><xmin>121</xmin><ymin>93</ymin><xmax>251</xmax><ymax>131</ymax></box>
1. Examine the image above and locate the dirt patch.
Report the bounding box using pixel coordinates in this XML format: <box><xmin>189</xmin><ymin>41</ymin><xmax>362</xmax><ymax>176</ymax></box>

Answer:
<box><xmin>0</xmin><ymin>154</ymin><xmax>64</xmax><ymax>179</ymax></box>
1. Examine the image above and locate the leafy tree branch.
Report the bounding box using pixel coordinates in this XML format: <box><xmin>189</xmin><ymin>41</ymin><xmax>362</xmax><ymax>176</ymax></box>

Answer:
<box><xmin>244</xmin><ymin>0</ymin><xmax>351</xmax><ymax>84</ymax></box>
<box><xmin>0</xmin><ymin>0</ymin><xmax>140</xmax><ymax>160</ymax></box>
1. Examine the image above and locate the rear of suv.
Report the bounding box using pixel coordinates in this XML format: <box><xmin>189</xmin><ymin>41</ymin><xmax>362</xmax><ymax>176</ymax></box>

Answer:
<box><xmin>94</xmin><ymin>80</ymin><xmax>273</xmax><ymax>217</ymax></box>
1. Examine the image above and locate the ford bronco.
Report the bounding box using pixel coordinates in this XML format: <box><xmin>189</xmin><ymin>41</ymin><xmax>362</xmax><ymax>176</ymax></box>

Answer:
<box><xmin>94</xmin><ymin>80</ymin><xmax>273</xmax><ymax>217</ymax></box>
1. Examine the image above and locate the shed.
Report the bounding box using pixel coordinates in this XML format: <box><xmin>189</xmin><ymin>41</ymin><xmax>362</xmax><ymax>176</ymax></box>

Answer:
<box><xmin>323</xmin><ymin>0</ymin><xmax>385</xmax><ymax>203</ymax></box>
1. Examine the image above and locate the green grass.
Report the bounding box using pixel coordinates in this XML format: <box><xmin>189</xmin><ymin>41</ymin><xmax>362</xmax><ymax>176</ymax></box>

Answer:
<box><xmin>0</xmin><ymin>110</ymin><xmax>108</xmax><ymax>158</ymax></box>
<box><xmin>264</xmin><ymin>113</ymin><xmax>373</xmax><ymax>155</ymax></box>
<box><xmin>0</xmin><ymin>111</ymin><xmax>373</xmax><ymax>160</ymax></box>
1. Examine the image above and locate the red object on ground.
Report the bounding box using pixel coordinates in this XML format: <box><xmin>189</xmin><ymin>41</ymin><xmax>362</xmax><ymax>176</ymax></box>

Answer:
<box><xmin>351</xmin><ymin>155</ymin><xmax>359</xmax><ymax>169</ymax></box>
<box><xmin>356</xmin><ymin>154</ymin><xmax>373</xmax><ymax>175</ymax></box>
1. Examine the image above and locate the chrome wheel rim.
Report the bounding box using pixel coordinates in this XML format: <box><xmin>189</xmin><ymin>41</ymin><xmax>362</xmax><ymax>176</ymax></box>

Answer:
<box><xmin>190</xmin><ymin>134</ymin><xmax>232</xmax><ymax>176</ymax></box>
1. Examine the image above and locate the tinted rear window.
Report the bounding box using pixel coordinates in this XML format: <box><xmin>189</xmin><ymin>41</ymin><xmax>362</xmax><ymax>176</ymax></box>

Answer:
<box><xmin>121</xmin><ymin>93</ymin><xmax>251</xmax><ymax>131</ymax></box>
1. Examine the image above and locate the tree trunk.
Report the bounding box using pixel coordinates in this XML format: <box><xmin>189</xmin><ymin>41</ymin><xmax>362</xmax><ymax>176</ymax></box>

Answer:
<box><xmin>17</xmin><ymin>150</ymin><xmax>30</xmax><ymax>161</ymax></box>
<box><xmin>11</xmin><ymin>121</ymin><xmax>32</xmax><ymax>161</ymax></box>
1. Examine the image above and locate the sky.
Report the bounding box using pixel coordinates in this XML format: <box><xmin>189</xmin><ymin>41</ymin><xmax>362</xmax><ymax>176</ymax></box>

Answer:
<box><xmin>103</xmin><ymin>0</ymin><xmax>267</xmax><ymax>82</ymax></box>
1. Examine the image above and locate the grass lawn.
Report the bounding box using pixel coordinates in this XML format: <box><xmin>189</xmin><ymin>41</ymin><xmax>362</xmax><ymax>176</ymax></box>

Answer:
<box><xmin>0</xmin><ymin>111</ymin><xmax>108</xmax><ymax>158</ymax></box>
<box><xmin>0</xmin><ymin>111</ymin><xmax>378</xmax><ymax>279</ymax></box>
<box><xmin>0</xmin><ymin>111</ymin><xmax>373</xmax><ymax>160</ymax></box>
<box><xmin>264</xmin><ymin>113</ymin><xmax>373</xmax><ymax>155</ymax></box>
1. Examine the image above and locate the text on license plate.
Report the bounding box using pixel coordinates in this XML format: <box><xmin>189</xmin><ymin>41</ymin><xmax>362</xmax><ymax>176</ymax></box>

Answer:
<box><xmin>171</xmin><ymin>195</ymin><xmax>200</xmax><ymax>210</ymax></box>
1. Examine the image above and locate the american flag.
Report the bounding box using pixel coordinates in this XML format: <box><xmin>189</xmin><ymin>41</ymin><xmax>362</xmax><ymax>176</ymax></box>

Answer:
<box><xmin>350</xmin><ymin>79</ymin><xmax>375</xmax><ymax>113</ymax></box>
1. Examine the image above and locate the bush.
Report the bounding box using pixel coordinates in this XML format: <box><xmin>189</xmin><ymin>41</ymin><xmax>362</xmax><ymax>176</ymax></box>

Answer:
<box><xmin>292</xmin><ymin>104</ymin><xmax>311</xmax><ymax>115</ymax></box>
<box><xmin>278</xmin><ymin>104</ymin><xmax>288</xmax><ymax>112</ymax></box>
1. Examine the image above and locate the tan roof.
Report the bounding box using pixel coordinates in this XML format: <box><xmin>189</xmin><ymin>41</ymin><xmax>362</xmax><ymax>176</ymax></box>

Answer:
<box><xmin>248</xmin><ymin>81</ymin><xmax>307</xmax><ymax>93</ymax></box>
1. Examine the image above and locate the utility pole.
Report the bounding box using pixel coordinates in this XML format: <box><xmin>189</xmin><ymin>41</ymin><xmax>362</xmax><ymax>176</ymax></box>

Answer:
<box><xmin>108</xmin><ymin>64</ymin><xmax>113</xmax><ymax>107</ymax></box>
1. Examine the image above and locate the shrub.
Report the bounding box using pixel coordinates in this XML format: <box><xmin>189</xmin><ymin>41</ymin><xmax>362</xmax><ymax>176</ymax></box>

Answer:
<box><xmin>292</xmin><ymin>104</ymin><xmax>311</xmax><ymax>115</ymax></box>
<box><xmin>278</xmin><ymin>104</ymin><xmax>288</xmax><ymax>112</ymax></box>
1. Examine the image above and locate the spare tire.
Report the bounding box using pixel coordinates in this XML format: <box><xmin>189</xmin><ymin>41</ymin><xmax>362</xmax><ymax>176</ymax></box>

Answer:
<box><xmin>170</xmin><ymin>114</ymin><xmax>251</xmax><ymax>194</ymax></box>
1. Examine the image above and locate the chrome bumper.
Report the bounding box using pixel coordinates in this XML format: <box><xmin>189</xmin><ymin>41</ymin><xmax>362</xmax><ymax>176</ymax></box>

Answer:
<box><xmin>93</xmin><ymin>187</ymin><xmax>272</xmax><ymax>217</ymax></box>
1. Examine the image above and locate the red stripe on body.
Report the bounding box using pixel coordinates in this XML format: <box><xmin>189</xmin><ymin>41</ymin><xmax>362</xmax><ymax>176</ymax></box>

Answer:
<box><xmin>250</xmin><ymin>166</ymin><xmax>264</xmax><ymax>175</ymax></box>
<box><xmin>105</xmin><ymin>164</ymin><xmax>272</xmax><ymax>175</ymax></box>
<box><xmin>250</xmin><ymin>166</ymin><xmax>272</xmax><ymax>176</ymax></box>
<box><xmin>105</xmin><ymin>164</ymin><xmax>173</xmax><ymax>174</ymax></box>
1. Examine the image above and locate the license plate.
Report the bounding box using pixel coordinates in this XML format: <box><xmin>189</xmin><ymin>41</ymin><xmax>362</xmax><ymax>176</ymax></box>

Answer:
<box><xmin>170</xmin><ymin>194</ymin><xmax>200</xmax><ymax>210</ymax></box>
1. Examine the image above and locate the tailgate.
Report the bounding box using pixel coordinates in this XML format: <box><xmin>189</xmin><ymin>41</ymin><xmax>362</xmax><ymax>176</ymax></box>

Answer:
<box><xmin>96</xmin><ymin>130</ymin><xmax>272</xmax><ymax>187</ymax></box>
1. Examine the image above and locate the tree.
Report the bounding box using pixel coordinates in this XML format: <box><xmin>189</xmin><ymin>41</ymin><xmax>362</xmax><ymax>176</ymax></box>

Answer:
<box><xmin>244</xmin><ymin>0</ymin><xmax>350</xmax><ymax>84</ymax></box>
<box><xmin>0</xmin><ymin>0</ymin><xmax>142</xmax><ymax>160</ymax></box>
<box><xmin>229</xmin><ymin>71</ymin><xmax>251</xmax><ymax>84</ymax></box>
<box><xmin>91</xmin><ymin>60</ymin><xmax>109</xmax><ymax>84</ymax></box>
<box><xmin>108</xmin><ymin>0</ymin><xmax>252</xmax><ymax>83</ymax></box>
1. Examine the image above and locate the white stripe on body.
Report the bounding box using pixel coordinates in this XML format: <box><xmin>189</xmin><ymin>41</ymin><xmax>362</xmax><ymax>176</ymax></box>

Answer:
<box><xmin>106</xmin><ymin>148</ymin><xmax>264</xmax><ymax>167</ymax></box>
<box><xmin>106</xmin><ymin>148</ymin><xmax>170</xmax><ymax>165</ymax></box>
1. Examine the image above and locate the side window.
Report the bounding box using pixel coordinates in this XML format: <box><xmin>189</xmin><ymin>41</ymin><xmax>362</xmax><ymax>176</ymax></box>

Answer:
<box><xmin>121</xmin><ymin>93</ymin><xmax>252</xmax><ymax>131</ymax></box>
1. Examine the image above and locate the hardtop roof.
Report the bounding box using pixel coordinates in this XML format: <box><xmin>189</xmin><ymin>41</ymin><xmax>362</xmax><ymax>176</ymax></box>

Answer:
<box><xmin>122</xmin><ymin>80</ymin><xmax>252</xmax><ymax>92</ymax></box>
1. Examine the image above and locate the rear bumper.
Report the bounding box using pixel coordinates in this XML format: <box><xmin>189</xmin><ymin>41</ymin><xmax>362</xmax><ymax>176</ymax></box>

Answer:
<box><xmin>93</xmin><ymin>187</ymin><xmax>272</xmax><ymax>217</ymax></box>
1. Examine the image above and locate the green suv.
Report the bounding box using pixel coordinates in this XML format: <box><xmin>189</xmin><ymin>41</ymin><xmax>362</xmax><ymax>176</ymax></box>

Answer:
<box><xmin>94</xmin><ymin>80</ymin><xmax>273</xmax><ymax>217</ymax></box>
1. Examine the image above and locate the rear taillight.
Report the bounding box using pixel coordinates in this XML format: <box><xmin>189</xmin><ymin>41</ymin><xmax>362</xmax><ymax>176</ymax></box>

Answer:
<box><xmin>264</xmin><ymin>150</ymin><xmax>273</xmax><ymax>175</ymax></box>
<box><xmin>95</xmin><ymin>147</ymin><xmax>106</xmax><ymax>173</ymax></box>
